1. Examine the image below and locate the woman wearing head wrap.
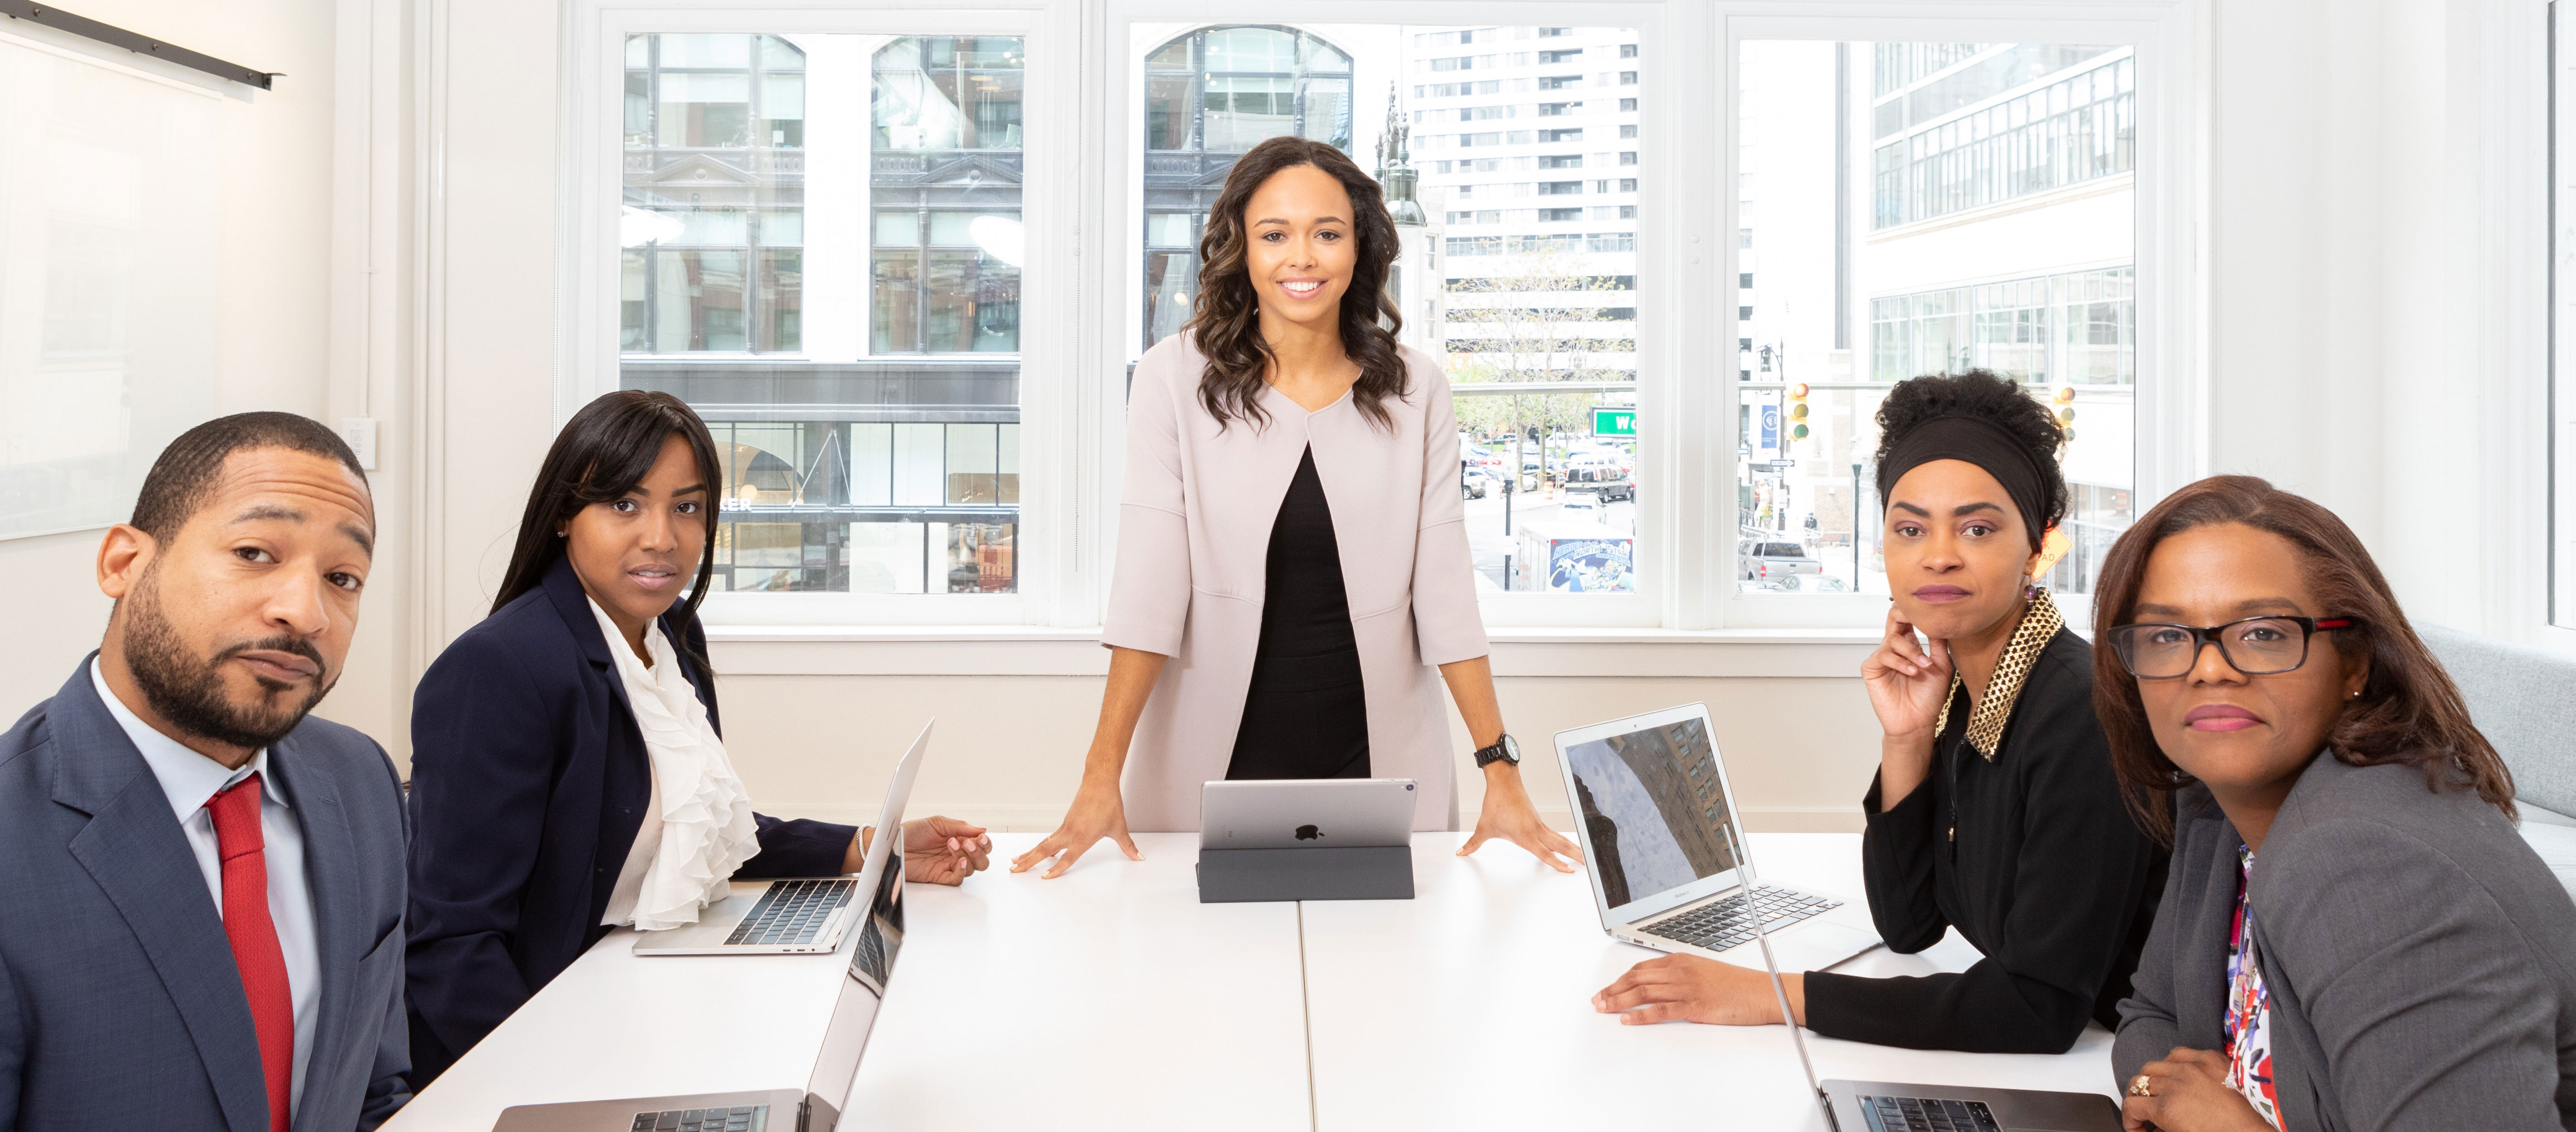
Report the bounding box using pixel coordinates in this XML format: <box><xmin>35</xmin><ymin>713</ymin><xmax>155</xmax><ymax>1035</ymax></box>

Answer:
<box><xmin>1594</xmin><ymin>370</ymin><xmax>2169</xmax><ymax>1053</ymax></box>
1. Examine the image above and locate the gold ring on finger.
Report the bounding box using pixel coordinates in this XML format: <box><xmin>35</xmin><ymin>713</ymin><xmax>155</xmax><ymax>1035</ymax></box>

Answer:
<box><xmin>2128</xmin><ymin>1074</ymin><xmax>2153</xmax><ymax>1098</ymax></box>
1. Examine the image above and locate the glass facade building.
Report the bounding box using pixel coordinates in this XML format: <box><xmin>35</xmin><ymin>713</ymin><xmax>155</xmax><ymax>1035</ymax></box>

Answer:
<box><xmin>620</xmin><ymin>33</ymin><xmax>1025</xmax><ymax>595</ymax></box>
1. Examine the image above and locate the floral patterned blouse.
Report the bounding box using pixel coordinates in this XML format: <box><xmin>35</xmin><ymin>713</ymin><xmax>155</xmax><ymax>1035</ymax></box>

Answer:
<box><xmin>2226</xmin><ymin>843</ymin><xmax>2283</xmax><ymax>1129</ymax></box>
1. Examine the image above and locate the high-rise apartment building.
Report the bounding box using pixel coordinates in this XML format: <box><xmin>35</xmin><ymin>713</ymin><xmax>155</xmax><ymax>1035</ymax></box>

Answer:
<box><xmin>1408</xmin><ymin>26</ymin><xmax>1641</xmax><ymax>389</ymax></box>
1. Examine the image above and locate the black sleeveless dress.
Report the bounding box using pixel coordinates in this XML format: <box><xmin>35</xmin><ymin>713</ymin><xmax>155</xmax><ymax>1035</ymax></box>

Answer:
<box><xmin>1225</xmin><ymin>446</ymin><xmax>1371</xmax><ymax>779</ymax></box>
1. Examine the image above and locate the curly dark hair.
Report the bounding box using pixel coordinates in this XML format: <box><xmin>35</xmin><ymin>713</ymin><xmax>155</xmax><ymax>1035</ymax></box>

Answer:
<box><xmin>2091</xmin><ymin>475</ymin><xmax>2516</xmax><ymax>842</ymax></box>
<box><xmin>1187</xmin><ymin>135</ymin><xmax>1408</xmax><ymax>431</ymax></box>
<box><xmin>1872</xmin><ymin>369</ymin><xmax>2068</xmax><ymax>550</ymax></box>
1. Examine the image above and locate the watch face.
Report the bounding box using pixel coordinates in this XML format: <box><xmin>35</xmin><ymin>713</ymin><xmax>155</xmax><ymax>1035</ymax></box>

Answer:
<box><xmin>1500</xmin><ymin>734</ymin><xmax>1521</xmax><ymax>763</ymax></box>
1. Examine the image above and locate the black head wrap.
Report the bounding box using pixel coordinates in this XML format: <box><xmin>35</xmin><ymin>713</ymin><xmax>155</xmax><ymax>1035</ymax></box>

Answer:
<box><xmin>1875</xmin><ymin>415</ymin><xmax>2051</xmax><ymax>549</ymax></box>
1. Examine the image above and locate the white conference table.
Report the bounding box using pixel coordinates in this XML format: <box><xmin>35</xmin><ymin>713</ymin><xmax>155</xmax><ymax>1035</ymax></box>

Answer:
<box><xmin>391</xmin><ymin>831</ymin><xmax>2118</xmax><ymax>1131</ymax></box>
<box><xmin>1302</xmin><ymin>832</ymin><xmax>2120</xmax><ymax>1129</ymax></box>
<box><xmin>386</xmin><ymin>832</ymin><xmax>1312</xmax><ymax>1131</ymax></box>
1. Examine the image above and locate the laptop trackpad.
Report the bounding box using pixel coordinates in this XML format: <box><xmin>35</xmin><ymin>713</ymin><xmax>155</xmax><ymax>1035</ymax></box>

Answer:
<box><xmin>2002</xmin><ymin>1089</ymin><xmax>2125</xmax><ymax>1132</ymax></box>
<box><xmin>1765</xmin><ymin>922</ymin><xmax>1879</xmax><ymax>972</ymax></box>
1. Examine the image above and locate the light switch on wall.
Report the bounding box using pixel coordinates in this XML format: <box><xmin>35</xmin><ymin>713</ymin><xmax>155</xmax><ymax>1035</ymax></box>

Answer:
<box><xmin>339</xmin><ymin>417</ymin><xmax>379</xmax><ymax>470</ymax></box>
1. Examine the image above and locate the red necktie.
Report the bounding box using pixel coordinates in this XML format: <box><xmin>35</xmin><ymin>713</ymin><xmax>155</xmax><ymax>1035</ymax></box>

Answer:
<box><xmin>207</xmin><ymin>773</ymin><xmax>294</xmax><ymax>1132</ymax></box>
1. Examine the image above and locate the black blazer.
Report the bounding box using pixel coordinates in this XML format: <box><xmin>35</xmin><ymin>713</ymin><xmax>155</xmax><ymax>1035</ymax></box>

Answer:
<box><xmin>403</xmin><ymin>556</ymin><xmax>856</xmax><ymax>1085</ymax></box>
<box><xmin>1803</xmin><ymin>627</ymin><xmax>2170</xmax><ymax>1053</ymax></box>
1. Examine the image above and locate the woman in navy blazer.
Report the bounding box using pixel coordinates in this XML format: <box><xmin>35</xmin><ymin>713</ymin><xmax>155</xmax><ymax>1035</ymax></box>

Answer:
<box><xmin>403</xmin><ymin>392</ymin><xmax>990</xmax><ymax>1085</ymax></box>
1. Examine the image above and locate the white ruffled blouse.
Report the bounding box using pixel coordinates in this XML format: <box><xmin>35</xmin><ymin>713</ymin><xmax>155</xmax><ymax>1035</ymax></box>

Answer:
<box><xmin>591</xmin><ymin>598</ymin><xmax>761</xmax><ymax>930</ymax></box>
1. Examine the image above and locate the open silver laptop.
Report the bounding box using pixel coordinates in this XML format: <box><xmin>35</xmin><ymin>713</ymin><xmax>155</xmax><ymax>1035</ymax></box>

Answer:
<box><xmin>1554</xmin><ymin>703</ymin><xmax>1880</xmax><ymax>973</ymax></box>
<box><xmin>1721</xmin><ymin>820</ymin><xmax>2123</xmax><ymax>1132</ymax></box>
<box><xmin>492</xmin><ymin>724</ymin><xmax>926</xmax><ymax>1132</ymax></box>
<box><xmin>634</xmin><ymin>720</ymin><xmax>929</xmax><ymax>956</ymax></box>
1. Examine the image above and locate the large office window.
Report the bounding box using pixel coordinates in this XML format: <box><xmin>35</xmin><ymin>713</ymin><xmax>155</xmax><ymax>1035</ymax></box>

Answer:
<box><xmin>621</xmin><ymin>33</ymin><xmax>1024</xmax><ymax>595</ymax></box>
<box><xmin>1410</xmin><ymin>26</ymin><xmax>1643</xmax><ymax>600</ymax></box>
<box><xmin>576</xmin><ymin>10</ymin><xmax>2174</xmax><ymax>631</ymax></box>
<box><xmin>1738</xmin><ymin>40</ymin><xmax>2137</xmax><ymax>598</ymax></box>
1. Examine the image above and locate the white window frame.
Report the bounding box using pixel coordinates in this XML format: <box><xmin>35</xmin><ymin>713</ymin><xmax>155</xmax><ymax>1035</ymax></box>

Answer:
<box><xmin>557</xmin><ymin>0</ymin><xmax>2202</xmax><ymax>637</ymax></box>
<box><xmin>2551</xmin><ymin>0</ymin><xmax>2576</xmax><ymax>647</ymax></box>
<box><xmin>558</xmin><ymin>0</ymin><xmax>1086</xmax><ymax>628</ymax></box>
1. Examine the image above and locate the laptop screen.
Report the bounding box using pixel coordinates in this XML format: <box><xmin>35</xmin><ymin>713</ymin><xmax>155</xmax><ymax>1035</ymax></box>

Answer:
<box><xmin>849</xmin><ymin>846</ymin><xmax>904</xmax><ymax>996</ymax></box>
<box><xmin>1563</xmin><ymin>714</ymin><xmax>1745</xmax><ymax>915</ymax></box>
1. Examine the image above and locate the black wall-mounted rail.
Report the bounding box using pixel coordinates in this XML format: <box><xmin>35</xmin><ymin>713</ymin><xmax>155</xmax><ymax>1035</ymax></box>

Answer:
<box><xmin>1</xmin><ymin>1</ymin><xmax>275</xmax><ymax>90</ymax></box>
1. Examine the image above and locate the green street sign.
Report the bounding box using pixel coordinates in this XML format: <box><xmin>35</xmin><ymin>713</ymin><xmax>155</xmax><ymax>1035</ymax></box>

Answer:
<box><xmin>1593</xmin><ymin>407</ymin><xmax>1636</xmax><ymax>436</ymax></box>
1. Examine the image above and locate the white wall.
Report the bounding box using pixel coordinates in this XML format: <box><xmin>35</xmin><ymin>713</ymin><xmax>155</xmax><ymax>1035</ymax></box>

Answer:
<box><xmin>2201</xmin><ymin>0</ymin><xmax>2547</xmax><ymax>644</ymax></box>
<box><xmin>4</xmin><ymin>0</ymin><xmax>2556</xmax><ymax>838</ymax></box>
<box><xmin>0</xmin><ymin>0</ymin><xmax>413</xmax><ymax>744</ymax></box>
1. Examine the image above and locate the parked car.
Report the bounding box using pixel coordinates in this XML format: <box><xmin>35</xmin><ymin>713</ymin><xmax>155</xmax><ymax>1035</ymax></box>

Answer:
<box><xmin>1462</xmin><ymin>469</ymin><xmax>1499</xmax><ymax>499</ymax></box>
<box><xmin>1573</xmin><ymin>478</ymin><xmax>1635</xmax><ymax>503</ymax></box>
<box><xmin>1739</xmin><ymin>539</ymin><xmax>1825</xmax><ymax>590</ymax></box>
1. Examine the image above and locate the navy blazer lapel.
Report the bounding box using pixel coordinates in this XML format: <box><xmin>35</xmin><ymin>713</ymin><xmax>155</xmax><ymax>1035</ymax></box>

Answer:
<box><xmin>541</xmin><ymin>556</ymin><xmax>619</xmax><ymax>671</ymax></box>
<box><xmin>542</xmin><ymin>556</ymin><xmax>640</xmax><ymax>715</ymax></box>
<box><xmin>266</xmin><ymin>739</ymin><xmax>360</xmax><ymax>1132</ymax></box>
<box><xmin>49</xmin><ymin>659</ymin><xmax>274</xmax><ymax>1132</ymax></box>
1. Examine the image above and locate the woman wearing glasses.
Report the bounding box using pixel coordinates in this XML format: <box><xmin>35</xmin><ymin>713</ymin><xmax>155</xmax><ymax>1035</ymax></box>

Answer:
<box><xmin>1595</xmin><ymin>370</ymin><xmax>2168</xmax><ymax>1054</ymax></box>
<box><xmin>2101</xmin><ymin>476</ymin><xmax>2572</xmax><ymax>1131</ymax></box>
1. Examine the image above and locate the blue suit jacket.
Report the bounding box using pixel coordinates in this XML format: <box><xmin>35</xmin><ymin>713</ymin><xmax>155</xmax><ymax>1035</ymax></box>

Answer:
<box><xmin>0</xmin><ymin>658</ymin><xmax>411</xmax><ymax>1132</ymax></box>
<box><xmin>403</xmin><ymin>556</ymin><xmax>855</xmax><ymax>1085</ymax></box>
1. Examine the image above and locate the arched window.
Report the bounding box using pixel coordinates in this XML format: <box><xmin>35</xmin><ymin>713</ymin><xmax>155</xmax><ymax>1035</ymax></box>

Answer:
<box><xmin>1140</xmin><ymin>25</ymin><xmax>1355</xmax><ymax>348</ymax></box>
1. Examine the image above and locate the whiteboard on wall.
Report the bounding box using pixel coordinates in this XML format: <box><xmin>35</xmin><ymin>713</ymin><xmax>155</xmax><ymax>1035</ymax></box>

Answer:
<box><xmin>0</xmin><ymin>31</ymin><xmax>220</xmax><ymax>541</ymax></box>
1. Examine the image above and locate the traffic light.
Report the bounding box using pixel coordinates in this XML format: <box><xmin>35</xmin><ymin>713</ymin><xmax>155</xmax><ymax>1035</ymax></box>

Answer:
<box><xmin>1788</xmin><ymin>382</ymin><xmax>1810</xmax><ymax>440</ymax></box>
<box><xmin>2051</xmin><ymin>386</ymin><xmax>2076</xmax><ymax>443</ymax></box>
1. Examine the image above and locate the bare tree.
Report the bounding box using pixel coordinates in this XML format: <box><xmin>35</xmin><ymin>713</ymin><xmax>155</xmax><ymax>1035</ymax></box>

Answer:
<box><xmin>1441</xmin><ymin>247</ymin><xmax>1632</xmax><ymax>484</ymax></box>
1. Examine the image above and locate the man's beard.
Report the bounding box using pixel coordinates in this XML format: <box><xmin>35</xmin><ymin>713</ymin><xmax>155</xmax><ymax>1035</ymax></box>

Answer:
<box><xmin>122</xmin><ymin>567</ymin><xmax>335</xmax><ymax>751</ymax></box>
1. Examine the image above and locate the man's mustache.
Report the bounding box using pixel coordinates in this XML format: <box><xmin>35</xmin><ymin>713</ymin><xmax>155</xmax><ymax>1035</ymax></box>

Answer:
<box><xmin>213</xmin><ymin>634</ymin><xmax>330</xmax><ymax>682</ymax></box>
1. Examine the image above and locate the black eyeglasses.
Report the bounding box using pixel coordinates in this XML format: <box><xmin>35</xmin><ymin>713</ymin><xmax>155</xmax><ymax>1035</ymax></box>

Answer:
<box><xmin>2106</xmin><ymin>615</ymin><xmax>2359</xmax><ymax>679</ymax></box>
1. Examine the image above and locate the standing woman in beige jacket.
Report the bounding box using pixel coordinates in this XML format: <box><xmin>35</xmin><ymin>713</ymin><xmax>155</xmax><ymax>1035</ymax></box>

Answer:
<box><xmin>1013</xmin><ymin>136</ymin><xmax>1580</xmax><ymax>878</ymax></box>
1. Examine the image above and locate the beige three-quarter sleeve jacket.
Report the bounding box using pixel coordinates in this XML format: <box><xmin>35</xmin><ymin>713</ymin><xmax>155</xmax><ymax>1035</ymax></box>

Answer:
<box><xmin>1102</xmin><ymin>336</ymin><xmax>1492</xmax><ymax>832</ymax></box>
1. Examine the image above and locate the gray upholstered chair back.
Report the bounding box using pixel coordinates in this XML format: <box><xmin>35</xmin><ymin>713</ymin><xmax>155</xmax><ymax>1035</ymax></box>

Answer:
<box><xmin>2419</xmin><ymin>625</ymin><xmax>2576</xmax><ymax>821</ymax></box>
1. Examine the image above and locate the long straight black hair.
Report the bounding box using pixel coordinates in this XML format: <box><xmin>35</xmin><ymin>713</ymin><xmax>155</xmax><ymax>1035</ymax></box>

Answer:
<box><xmin>1187</xmin><ymin>135</ymin><xmax>1408</xmax><ymax>431</ymax></box>
<box><xmin>491</xmin><ymin>390</ymin><xmax>725</xmax><ymax>672</ymax></box>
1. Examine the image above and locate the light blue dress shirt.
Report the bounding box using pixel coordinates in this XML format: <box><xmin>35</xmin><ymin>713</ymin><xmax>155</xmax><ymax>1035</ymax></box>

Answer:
<box><xmin>90</xmin><ymin>658</ymin><xmax>321</xmax><ymax>1118</ymax></box>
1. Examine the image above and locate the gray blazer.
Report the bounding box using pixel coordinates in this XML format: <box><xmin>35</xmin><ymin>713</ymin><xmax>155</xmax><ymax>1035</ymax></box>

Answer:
<box><xmin>2115</xmin><ymin>754</ymin><xmax>2576</xmax><ymax>1131</ymax></box>
<box><xmin>0</xmin><ymin>659</ymin><xmax>412</xmax><ymax>1131</ymax></box>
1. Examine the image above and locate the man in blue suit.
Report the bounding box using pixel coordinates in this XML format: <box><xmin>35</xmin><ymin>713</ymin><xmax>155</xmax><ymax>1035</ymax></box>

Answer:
<box><xmin>0</xmin><ymin>413</ymin><xmax>410</xmax><ymax>1132</ymax></box>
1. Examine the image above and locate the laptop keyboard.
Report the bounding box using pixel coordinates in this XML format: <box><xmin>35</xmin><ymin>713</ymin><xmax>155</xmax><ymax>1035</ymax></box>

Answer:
<box><xmin>629</xmin><ymin>1106</ymin><xmax>766</xmax><ymax>1132</ymax></box>
<box><xmin>1858</xmin><ymin>1095</ymin><xmax>1999</xmax><ymax>1132</ymax></box>
<box><xmin>1636</xmin><ymin>884</ymin><xmax>1841</xmax><ymax>952</ymax></box>
<box><xmin>721</xmin><ymin>879</ymin><xmax>855</xmax><ymax>947</ymax></box>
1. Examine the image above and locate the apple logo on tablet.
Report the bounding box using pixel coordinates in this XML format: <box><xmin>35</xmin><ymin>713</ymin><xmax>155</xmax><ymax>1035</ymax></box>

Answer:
<box><xmin>1295</xmin><ymin>824</ymin><xmax>1322</xmax><ymax>841</ymax></box>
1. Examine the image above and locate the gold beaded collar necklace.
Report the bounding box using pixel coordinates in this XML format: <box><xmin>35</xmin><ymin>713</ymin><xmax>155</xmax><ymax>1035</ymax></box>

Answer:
<box><xmin>1932</xmin><ymin>588</ymin><xmax>2064</xmax><ymax>761</ymax></box>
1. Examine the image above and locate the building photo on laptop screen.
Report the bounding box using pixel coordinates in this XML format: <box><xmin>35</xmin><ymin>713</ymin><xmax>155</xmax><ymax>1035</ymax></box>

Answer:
<box><xmin>1563</xmin><ymin>716</ymin><xmax>1742</xmax><ymax>909</ymax></box>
